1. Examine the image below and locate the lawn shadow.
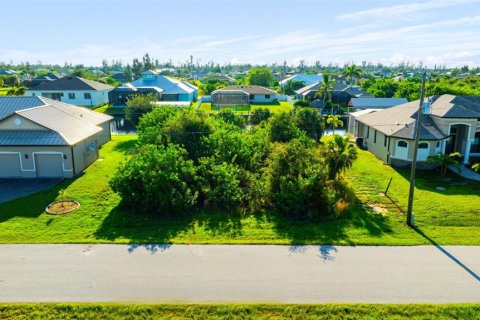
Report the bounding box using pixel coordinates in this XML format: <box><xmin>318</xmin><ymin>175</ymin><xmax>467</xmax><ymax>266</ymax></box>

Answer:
<box><xmin>94</xmin><ymin>204</ymin><xmax>245</xmax><ymax>245</ymax></box>
<box><xmin>93</xmin><ymin>203</ymin><xmax>193</xmax><ymax>245</ymax></box>
<box><xmin>268</xmin><ymin>198</ymin><xmax>392</xmax><ymax>246</ymax></box>
<box><xmin>413</xmin><ymin>227</ymin><xmax>479</xmax><ymax>282</ymax></box>
<box><xmin>112</xmin><ymin>139</ymin><xmax>138</xmax><ymax>154</ymax></box>
<box><xmin>0</xmin><ymin>178</ymin><xmax>76</xmax><ymax>223</ymax></box>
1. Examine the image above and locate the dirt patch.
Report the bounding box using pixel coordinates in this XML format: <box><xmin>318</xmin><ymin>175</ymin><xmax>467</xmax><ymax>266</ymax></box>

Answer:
<box><xmin>365</xmin><ymin>202</ymin><xmax>388</xmax><ymax>215</ymax></box>
<box><xmin>45</xmin><ymin>200</ymin><xmax>80</xmax><ymax>215</ymax></box>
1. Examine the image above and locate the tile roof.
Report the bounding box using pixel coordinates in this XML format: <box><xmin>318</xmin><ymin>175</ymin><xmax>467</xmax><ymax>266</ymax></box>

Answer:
<box><xmin>27</xmin><ymin>76</ymin><xmax>113</xmax><ymax>91</ymax></box>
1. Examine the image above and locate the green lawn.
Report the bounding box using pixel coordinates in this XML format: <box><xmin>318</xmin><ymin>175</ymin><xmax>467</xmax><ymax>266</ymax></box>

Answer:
<box><xmin>0</xmin><ymin>135</ymin><xmax>478</xmax><ymax>245</ymax></box>
<box><xmin>198</xmin><ymin>101</ymin><xmax>293</xmax><ymax>115</ymax></box>
<box><xmin>0</xmin><ymin>304</ymin><xmax>478</xmax><ymax>320</ymax></box>
<box><xmin>93</xmin><ymin>104</ymin><xmax>126</xmax><ymax>115</ymax></box>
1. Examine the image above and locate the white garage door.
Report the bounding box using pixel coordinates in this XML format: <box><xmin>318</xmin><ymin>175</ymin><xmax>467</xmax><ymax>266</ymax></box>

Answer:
<box><xmin>35</xmin><ymin>154</ymin><xmax>64</xmax><ymax>178</ymax></box>
<box><xmin>0</xmin><ymin>154</ymin><xmax>22</xmax><ymax>178</ymax></box>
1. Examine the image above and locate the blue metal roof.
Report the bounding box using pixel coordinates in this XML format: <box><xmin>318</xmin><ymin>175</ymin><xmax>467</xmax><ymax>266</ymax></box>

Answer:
<box><xmin>0</xmin><ymin>96</ymin><xmax>46</xmax><ymax>120</ymax></box>
<box><xmin>0</xmin><ymin>130</ymin><xmax>67</xmax><ymax>145</ymax></box>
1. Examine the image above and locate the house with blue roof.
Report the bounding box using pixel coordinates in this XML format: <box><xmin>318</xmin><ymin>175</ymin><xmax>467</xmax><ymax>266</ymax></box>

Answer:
<box><xmin>279</xmin><ymin>74</ymin><xmax>323</xmax><ymax>88</ymax></box>
<box><xmin>109</xmin><ymin>70</ymin><xmax>198</xmax><ymax>106</ymax></box>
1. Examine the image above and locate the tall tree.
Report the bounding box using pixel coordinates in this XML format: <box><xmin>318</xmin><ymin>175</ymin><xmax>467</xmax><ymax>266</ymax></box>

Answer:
<box><xmin>246</xmin><ymin>67</ymin><xmax>274</xmax><ymax>87</ymax></box>
<box><xmin>132</xmin><ymin>58</ymin><xmax>143</xmax><ymax>79</ymax></box>
<box><xmin>324</xmin><ymin>135</ymin><xmax>358</xmax><ymax>180</ymax></box>
<box><xmin>326</xmin><ymin>115</ymin><xmax>344</xmax><ymax>135</ymax></box>
<box><xmin>316</xmin><ymin>73</ymin><xmax>334</xmax><ymax>104</ymax></box>
<box><xmin>341</xmin><ymin>64</ymin><xmax>363</xmax><ymax>84</ymax></box>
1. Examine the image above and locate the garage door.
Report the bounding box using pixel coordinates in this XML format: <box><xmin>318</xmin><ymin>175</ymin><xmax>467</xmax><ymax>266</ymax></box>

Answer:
<box><xmin>35</xmin><ymin>154</ymin><xmax>64</xmax><ymax>178</ymax></box>
<box><xmin>0</xmin><ymin>154</ymin><xmax>22</xmax><ymax>178</ymax></box>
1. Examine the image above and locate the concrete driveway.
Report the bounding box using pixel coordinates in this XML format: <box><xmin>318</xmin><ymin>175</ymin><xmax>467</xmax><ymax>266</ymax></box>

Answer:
<box><xmin>0</xmin><ymin>178</ymin><xmax>62</xmax><ymax>204</ymax></box>
<box><xmin>0</xmin><ymin>244</ymin><xmax>478</xmax><ymax>303</ymax></box>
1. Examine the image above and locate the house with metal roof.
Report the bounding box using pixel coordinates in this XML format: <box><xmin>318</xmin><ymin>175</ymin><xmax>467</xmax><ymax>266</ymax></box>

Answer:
<box><xmin>109</xmin><ymin>70</ymin><xmax>198</xmax><ymax>106</ymax></box>
<box><xmin>350</xmin><ymin>97</ymin><xmax>408</xmax><ymax>110</ymax></box>
<box><xmin>25</xmin><ymin>76</ymin><xmax>113</xmax><ymax>107</ymax></box>
<box><xmin>350</xmin><ymin>95</ymin><xmax>480</xmax><ymax>168</ymax></box>
<box><xmin>211</xmin><ymin>85</ymin><xmax>278</xmax><ymax>106</ymax></box>
<box><xmin>0</xmin><ymin>96</ymin><xmax>112</xmax><ymax>178</ymax></box>
<box><xmin>279</xmin><ymin>74</ymin><xmax>323</xmax><ymax>88</ymax></box>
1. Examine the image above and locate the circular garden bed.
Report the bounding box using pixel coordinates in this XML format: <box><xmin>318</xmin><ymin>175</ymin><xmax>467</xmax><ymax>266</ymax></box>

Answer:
<box><xmin>45</xmin><ymin>200</ymin><xmax>80</xmax><ymax>215</ymax></box>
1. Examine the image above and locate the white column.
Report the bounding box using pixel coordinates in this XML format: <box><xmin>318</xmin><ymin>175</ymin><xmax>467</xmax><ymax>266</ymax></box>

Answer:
<box><xmin>464</xmin><ymin>126</ymin><xmax>472</xmax><ymax>164</ymax></box>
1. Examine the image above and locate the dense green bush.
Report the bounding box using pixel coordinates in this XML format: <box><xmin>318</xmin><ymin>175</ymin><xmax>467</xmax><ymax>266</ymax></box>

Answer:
<box><xmin>111</xmin><ymin>105</ymin><xmax>356</xmax><ymax>219</ymax></box>
<box><xmin>249</xmin><ymin>108</ymin><xmax>271</xmax><ymax>125</ymax></box>
<box><xmin>110</xmin><ymin>144</ymin><xmax>198</xmax><ymax>215</ymax></box>
<box><xmin>216</xmin><ymin>109</ymin><xmax>246</xmax><ymax>129</ymax></box>
<box><xmin>125</xmin><ymin>94</ymin><xmax>158</xmax><ymax>125</ymax></box>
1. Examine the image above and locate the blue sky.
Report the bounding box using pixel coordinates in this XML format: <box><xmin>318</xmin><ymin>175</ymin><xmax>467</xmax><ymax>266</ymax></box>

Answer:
<box><xmin>1</xmin><ymin>0</ymin><xmax>480</xmax><ymax>67</ymax></box>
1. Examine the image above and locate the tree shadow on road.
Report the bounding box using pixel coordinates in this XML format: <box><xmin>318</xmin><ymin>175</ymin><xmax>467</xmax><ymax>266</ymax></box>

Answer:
<box><xmin>413</xmin><ymin>226</ymin><xmax>479</xmax><ymax>282</ymax></box>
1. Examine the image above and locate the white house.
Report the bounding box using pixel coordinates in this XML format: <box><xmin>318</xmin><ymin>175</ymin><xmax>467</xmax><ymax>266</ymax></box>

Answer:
<box><xmin>26</xmin><ymin>76</ymin><xmax>113</xmax><ymax>107</ymax></box>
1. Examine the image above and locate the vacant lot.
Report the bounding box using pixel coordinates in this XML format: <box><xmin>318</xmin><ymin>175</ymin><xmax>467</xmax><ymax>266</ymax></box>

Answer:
<box><xmin>0</xmin><ymin>135</ymin><xmax>478</xmax><ymax>245</ymax></box>
<box><xmin>198</xmin><ymin>101</ymin><xmax>293</xmax><ymax>114</ymax></box>
<box><xmin>0</xmin><ymin>303</ymin><xmax>478</xmax><ymax>320</ymax></box>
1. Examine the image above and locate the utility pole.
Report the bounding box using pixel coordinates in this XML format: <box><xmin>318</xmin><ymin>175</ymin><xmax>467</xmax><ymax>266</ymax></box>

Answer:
<box><xmin>406</xmin><ymin>72</ymin><xmax>427</xmax><ymax>226</ymax></box>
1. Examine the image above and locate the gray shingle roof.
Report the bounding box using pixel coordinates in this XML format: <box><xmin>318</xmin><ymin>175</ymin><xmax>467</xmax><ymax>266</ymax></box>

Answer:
<box><xmin>430</xmin><ymin>95</ymin><xmax>480</xmax><ymax>118</ymax></box>
<box><xmin>356</xmin><ymin>99</ymin><xmax>448</xmax><ymax>140</ymax></box>
<box><xmin>0</xmin><ymin>131</ymin><xmax>66</xmax><ymax>145</ymax></box>
<box><xmin>27</xmin><ymin>76</ymin><xmax>113</xmax><ymax>91</ymax></box>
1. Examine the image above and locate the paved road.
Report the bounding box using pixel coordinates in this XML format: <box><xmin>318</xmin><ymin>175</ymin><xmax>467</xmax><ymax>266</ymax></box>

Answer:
<box><xmin>0</xmin><ymin>245</ymin><xmax>479</xmax><ymax>303</ymax></box>
<box><xmin>0</xmin><ymin>178</ymin><xmax>61</xmax><ymax>204</ymax></box>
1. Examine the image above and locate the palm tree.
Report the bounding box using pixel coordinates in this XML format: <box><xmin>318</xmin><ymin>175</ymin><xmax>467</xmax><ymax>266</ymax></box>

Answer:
<box><xmin>326</xmin><ymin>115</ymin><xmax>343</xmax><ymax>135</ymax></box>
<box><xmin>341</xmin><ymin>64</ymin><xmax>363</xmax><ymax>84</ymax></box>
<box><xmin>426</xmin><ymin>152</ymin><xmax>461</xmax><ymax>177</ymax></box>
<box><xmin>315</xmin><ymin>73</ymin><xmax>333</xmax><ymax>105</ymax></box>
<box><xmin>325</xmin><ymin>134</ymin><xmax>358</xmax><ymax>180</ymax></box>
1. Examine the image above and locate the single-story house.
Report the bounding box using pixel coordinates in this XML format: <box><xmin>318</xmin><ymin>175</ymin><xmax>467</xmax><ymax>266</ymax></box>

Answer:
<box><xmin>0</xmin><ymin>70</ymin><xmax>18</xmax><ymax>76</ymax></box>
<box><xmin>26</xmin><ymin>76</ymin><xmax>113</xmax><ymax>107</ymax></box>
<box><xmin>295</xmin><ymin>82</ymin><xmax>372</xmax><ymax>104</ymax></box>
<box><xmin>279</xmin><ymin>74</ymin><xmax>323</xmax><ymax>88</ymax></box>
<box><xmin>201</xmin><ymin>74</ymin><xmax>236</xmax><ymax>83</ymax></box>
<box><xmin>350</xmin><ymin>94</ymin><xmax>480</xmax><ymax>168</ymax></box>
<box><xmin>0</xmin><ymin>96</ymin><xmax>112</xmax><ymax>178</ymax></box>
<box><xmin>350</xmin><ymin>97</ymin><xmax>408</xmax><ymax>110</ymax></box>
<box><xmin>211</xmin><ymin>85</ymin><xmax>277</xmax><ymax>106</ymax></box>
<box><xmin>109</xmin><ymin>70</ymin><xmax>198</xmax><ymax>106</ymax></box>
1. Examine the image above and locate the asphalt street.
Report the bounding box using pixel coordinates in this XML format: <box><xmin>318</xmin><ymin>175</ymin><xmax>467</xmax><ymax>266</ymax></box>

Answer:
<box><xmin>0</xmin><ymin>244</ymin><xmax>478</xmax><ymax>303</ymax></box>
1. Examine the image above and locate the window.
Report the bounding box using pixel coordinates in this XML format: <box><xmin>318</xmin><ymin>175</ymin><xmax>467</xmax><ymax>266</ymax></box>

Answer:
<box><xmin>265</xmin><ymin>94</ymin><xmax>271</xmax><ymax>99</ymax></box>
<box><xmin>249</xmin><ymin>94</ymin><xmax>255</xmax><ymax>100</ymax></box>
<box><xmin>418</xmin><ymin>142</ymin><xmax>429</xmax><ymax>149</ymax></box>
<box><xmin>398</xmin><ymin>141</ymin><xmax>408</xmax><ymax>148</ymax></box>
<box><xmin>84</xmin><ymin>93</ymin><xmax>92</xmax><ymax>99</ymax></box>
<box><xmin>384</xmin><ymin>135</ymin><xmax>387</xmax><ymax>147</ymax></box>
<box><xmin>367</xmin><ymin>127</ymin><xmax>370</xmax><ymax>139</ymax></box>
<box><xmin>374</xmin><ymin>130</ymin><xmax>377</xmax><ymax>143</ymax></box>
<box><xmin>68</xmin><ymin>93</ymin><xmax>75</xmax><ymax>99</ymax></box>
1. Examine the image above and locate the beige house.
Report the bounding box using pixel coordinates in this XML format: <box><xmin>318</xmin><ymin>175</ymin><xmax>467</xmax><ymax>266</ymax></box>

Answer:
<box><xmin>349</xmin><ymin>95</ymin><xmax>480</xmax><ymax>168</ymax></box>
<box><xmin>0</xmin><ymin>96</ymin><xmax>112</xmax><ymax>178</ymax></box>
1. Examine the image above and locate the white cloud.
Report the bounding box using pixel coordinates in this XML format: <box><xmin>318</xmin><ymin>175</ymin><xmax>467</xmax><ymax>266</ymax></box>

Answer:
<box><xmin>336</xmin><ymin>0</ymin><xmax>480</xmax><ymax>20</ymax></box>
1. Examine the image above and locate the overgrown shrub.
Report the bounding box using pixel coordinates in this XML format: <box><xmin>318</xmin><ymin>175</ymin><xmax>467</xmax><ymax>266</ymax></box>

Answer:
<box><xmin>110</xmin><ymin>144</ymin><xmax>198</xmax><ymax>215</ymax></box>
